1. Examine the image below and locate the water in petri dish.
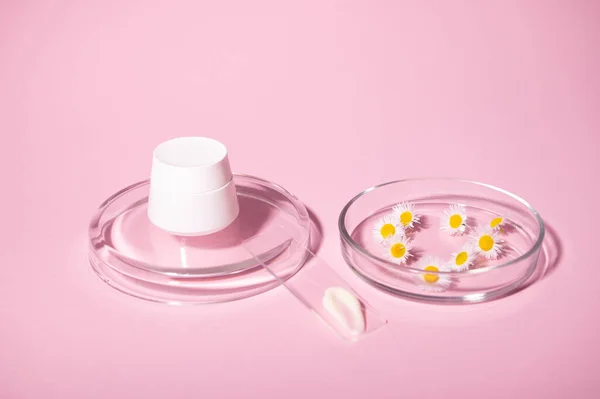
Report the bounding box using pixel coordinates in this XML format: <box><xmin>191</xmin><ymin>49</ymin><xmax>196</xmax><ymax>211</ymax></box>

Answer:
<box><xmin>352</xmin><ymin>202</ymin><xmax>533</xmax><ymax>270</ymax></box>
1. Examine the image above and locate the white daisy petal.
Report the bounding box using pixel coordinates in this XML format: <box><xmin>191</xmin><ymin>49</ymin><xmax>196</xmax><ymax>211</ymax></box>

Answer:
<box><xmin>440</xmin><ymin>204</ymin><xmax>468</xmax><ymax>235</ymax></box>
<box><xmin>382</xmin><ymin>234</ymin><xmax>412</xmax><ymax>265</ymax></box>
<box><xmin>414</xmin><ymin>256</ymin><xmax>451</xmax><ymax>292</ymax></box>
<box><xmin>449</xmin><ymin>243</ymin><xmax>476</xmax><ymax>271</ymax></box>
<box><xmin>392</xmin><ymin>202</ymin><xmax>420</xmax><ymax>230</ymax></box>
<box><xmin>372</xmin><ymin>214</ymin><xmax>404</xmax><ymax>244</ymax></box>
<box><xmin>470</xmin><ymin>228</ymin><xmax>503</xmax><ymax>260</ymax></box>
<box><xmin>488</xmin><ymin>214</ymin><xmax>508</xmax><ymax>232</ymax></box>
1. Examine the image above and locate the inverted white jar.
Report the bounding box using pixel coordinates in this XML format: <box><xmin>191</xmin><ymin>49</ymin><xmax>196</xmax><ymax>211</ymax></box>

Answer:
<box><xmin>147</xmin><ymin>137</ymin><xmax>240</xmax><ymax>236</ymax></box>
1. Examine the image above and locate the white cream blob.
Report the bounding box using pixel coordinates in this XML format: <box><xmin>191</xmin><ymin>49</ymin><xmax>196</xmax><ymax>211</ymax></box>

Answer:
<box><xmin>322</xmin><ymin>287</ymin><xmax>365</xmax><ymax>336</ymax></box>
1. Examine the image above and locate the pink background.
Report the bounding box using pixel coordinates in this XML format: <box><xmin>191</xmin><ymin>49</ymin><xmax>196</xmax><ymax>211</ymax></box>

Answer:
<box><xmin>1</xmin><ymin>1</ymin><xmax>599</xmax><ymax>398</ymax></box>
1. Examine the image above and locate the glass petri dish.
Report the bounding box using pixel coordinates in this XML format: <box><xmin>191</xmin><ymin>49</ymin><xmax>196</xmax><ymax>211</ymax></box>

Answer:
<box><xmin>89</xmin><ymin>174</ymin><xmax>310</xmax><ymax>304</ymax></box>
<box><xmin>338</xmin><ymin>178</ymin><xmax>545</xmax><ymax>304</ymax></box>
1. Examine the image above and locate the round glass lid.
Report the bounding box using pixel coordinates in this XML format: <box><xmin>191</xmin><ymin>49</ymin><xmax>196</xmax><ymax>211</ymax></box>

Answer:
<box><xmin>89</xmin><ymin>174</ymin><xmax>311</xmax><ymax>304</ymax></box>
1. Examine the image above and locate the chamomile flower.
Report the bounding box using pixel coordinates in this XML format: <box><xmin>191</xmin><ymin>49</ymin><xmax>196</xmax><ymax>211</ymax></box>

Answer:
<box><xmin>471</xmin><ymin>228</ymin><xmax>503</xmax><ymax>260</ymax></box>
<box><xmin>383</xmin><ymin>234</ymin><xmax>412</xmax><ymax>265</ymax></box>
<box><xmin>440</xmin><ymin>204</ymin><xmax>468</xmax><ymax>235</ymax></box>
<box><xmin>414</xmin><ymin>256</ymin><xmax>451</xmax><ymax>292</ymax></box>
<box><xmin>488</xmin><ymin>215</ymin><xmax>507</xmax><ymax>232</ymax></box>
<box><xmin>372</xmin><ymin>214</ymin><xmax>404</xmax><ymax>244</ymax></box>
<box><xmin>449</xmin><ymin>244</ymin><xmax>476</xmax><ymax>271</ymax></box>
<box><xmin>392</xmin><ymin>202</ymin><xmax>420</xmax><ymax>230</ymax></box>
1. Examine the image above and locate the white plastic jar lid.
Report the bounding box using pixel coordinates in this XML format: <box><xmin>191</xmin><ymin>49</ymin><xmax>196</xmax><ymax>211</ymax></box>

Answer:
<box><xmin>150</xmin><ymin>137</ymin><xmax>233</xmax><ymax>193</ymax></box>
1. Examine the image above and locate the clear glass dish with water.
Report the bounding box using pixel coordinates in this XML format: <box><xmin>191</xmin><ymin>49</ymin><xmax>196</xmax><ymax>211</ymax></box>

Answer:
<box><xmin>338</xmin><ymin>178</ymin><xmax>545</xmax><ymax>303</ymax></box>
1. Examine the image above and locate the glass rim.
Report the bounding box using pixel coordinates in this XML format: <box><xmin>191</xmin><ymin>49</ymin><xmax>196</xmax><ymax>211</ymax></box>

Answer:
<box><xmin>337</xmin><ymin>177</ymin><xmax>545</xmax><ymax>275</ymax></box>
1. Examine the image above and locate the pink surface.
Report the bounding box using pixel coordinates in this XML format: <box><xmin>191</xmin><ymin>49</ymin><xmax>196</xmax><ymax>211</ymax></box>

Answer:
<box><xmin>1</xmin><ymin>1</ymin><xmax>598</xmax><ymax>398</ymax></box>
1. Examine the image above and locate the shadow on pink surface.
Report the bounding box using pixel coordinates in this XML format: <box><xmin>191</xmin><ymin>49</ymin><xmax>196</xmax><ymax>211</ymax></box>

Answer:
<box><xmin>514</xmin><ymin>221</ymin><xmax>562</xmax><ymax>294</ymax></box>
<box><xmin>306</xmin><ymin>206</ymin><xmax>323</xmax><ymax>255</ymax></box>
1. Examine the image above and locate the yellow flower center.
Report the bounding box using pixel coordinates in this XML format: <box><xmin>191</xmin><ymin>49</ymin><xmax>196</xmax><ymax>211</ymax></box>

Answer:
<box><xmin>400</xmin><ymin>211</ymin><xmax>413</xmax><ymax>226</ymax></box>
<box><xmin>380</xmin><ymin>223</ymin><xmax>396</xmax><ymax>238</ymax></box>
<box><xmin>490</xmin><ymin>217</ymin><xmax>503</xmax><ymax>228</ymax></box>
<box><xmin>423</xmin><ymin>265</ymin><xmax>439</xmax><ymax>283</ymax></box>
<box><xmin>455</xmin><ymin>251</ymin><xmax>468</xmax><ymax>265</ymax></box>
<box><xmin>449</xmin><ymin>214</ymin><xmax>463</xmax><ymax>229</ymax></box>
<box><xmin>479</xmin><ymin>235</ymin><xmax>494</xmax><ymax>251</ymax></box>
<box><xmin>390</xmin><ymin>243</ymin><xmax>406</xmax><ymax>258</ymax></box>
